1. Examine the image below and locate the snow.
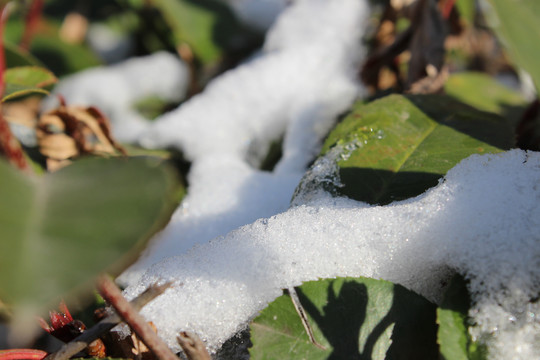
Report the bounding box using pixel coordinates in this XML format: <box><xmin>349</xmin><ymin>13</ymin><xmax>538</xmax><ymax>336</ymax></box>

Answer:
<box><xmin>42</xmin><ymin>51</ymin><xmax>190</xmax><ymax>143</ymax></box>
<box><xmin>124</xmin><ymin>150</ymin><xmax>540</xmax><ymax>358</ymax></box>
<box><xmin>43</xmin><ymin>0</ymin><xmax>540</xmax><ymax>358</ymax></box>
<box><xmin>121</xmin><ymin>0</ymin><xmax>368</xmax><ymax>283</ymax></box>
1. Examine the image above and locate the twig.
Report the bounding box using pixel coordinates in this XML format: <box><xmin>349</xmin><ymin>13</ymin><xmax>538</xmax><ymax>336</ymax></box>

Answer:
<box><xmin>44</xmin><ymin>280</ymin><xmax>171</xmax><ymax>360</ymax></box>
<box><xmin>97</xmin><ymin>275</ymin><xmax>180</xmax><ymax>360</ymax></box>
<box><xmin>176</xmin><ymin>332</ymin><xmax>211</xmax><ymax>360</ymax></box>
<box><xmin>287</xmin><ymin>287</ymin><xmax>326</xmax><ymax>350</ymax></box>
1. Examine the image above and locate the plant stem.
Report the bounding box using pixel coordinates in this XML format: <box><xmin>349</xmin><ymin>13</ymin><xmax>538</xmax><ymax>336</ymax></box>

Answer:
<box><xmin>96</xmin><ymin>275</ymin><xmax>180</xmax><ymax>360</ymax></box>
<box><xmin>44</xmin><ymin>280</ymin><xmax>171</xmax><ymax>360</ymax></box>
<box><xmin>20</xmin><ymin>0</ymin><xmax>44</xmax><ymax>51</ymax></box>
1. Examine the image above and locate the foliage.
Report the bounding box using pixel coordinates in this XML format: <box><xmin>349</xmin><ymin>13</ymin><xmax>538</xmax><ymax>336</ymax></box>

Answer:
<box><xmin>250</xmin><ymin>277</ymin><xmax>438</xmax><ymax>360</ymax></box>
<box><xmin>487</xmin><ymin>0</ymin><xmax>540</xmax><ymax>90</ymax></box>
<box><xmin>3</xmin><ymin>66</ymin><xmax>56</xmax><ymax>101</ymax></box>
<box><xmin>437</xmin><ymin>276</ymin><xmax>487</xmax><ymax>360</ymax></box>
<box><xmin>319</xmin><ymin>94</ymin><xmax>512</xmax><ymax>204</ymax></box>
<box><xmin>0</xmin><ymin>156</ymin><xmax>181</xmax><ymax>312</ymax></box>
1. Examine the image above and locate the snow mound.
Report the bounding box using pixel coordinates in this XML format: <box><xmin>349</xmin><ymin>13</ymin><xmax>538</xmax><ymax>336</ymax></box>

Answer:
<box><xmin>119</xmin><ymin>0</ymin><xmax>369</xmax><ymax>284</ymax></box>
<box><xmin>124</xmin><ymin>150</ymin><xmax>540</xmax><ymax>357</ymax></box>
<box><xmin>43</xmin><ymin>52</ymin><xmax>189</xmax><ymax>142</ymax></box>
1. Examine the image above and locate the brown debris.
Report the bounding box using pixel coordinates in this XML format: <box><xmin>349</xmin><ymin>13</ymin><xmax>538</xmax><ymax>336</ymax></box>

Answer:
<box><xmin>0</xmin><ymin>111</ymin><xmax>30</xmax><ymax>172</ymax></box>
<box><xmin>96</xmin><ymin>275</ymin><xmax>180</xmax><ymax>360</ymax></box>
<box><xmin>176</xmin><ymin>332</ymin><xmax>211</xmax><ymax>360</ymax></box>
<box><xmin>361</xmin><ymin>0</ymin><xmax>450</xmax><ymax>94</ymax></box>
<box><xmin>36</xmin><ymin>101</ymin><xmax>126</xmax><ymax>171</ymax></box>
<box><xmin>408</xmin><ymin>65</ymin><xmax>449</xmax><ymax>94</ymax></box>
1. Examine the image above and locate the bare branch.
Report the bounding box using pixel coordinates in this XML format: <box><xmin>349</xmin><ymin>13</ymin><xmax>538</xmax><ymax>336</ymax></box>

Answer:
<box><xmin>97</xmin><ymin>275</ymin><xmax>179</xmax><ymax>360</ymax></box>
<box><xmin>287</xmin><ymin>287</ymin><xmax>326</xmax><ymax>350</ymax></box>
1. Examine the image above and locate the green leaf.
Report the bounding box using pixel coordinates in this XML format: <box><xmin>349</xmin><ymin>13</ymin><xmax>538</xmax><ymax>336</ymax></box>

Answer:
<box><xmin>4</xmin><ymin>18</ymin><xmax>102</xmax><ymax>77</ymax></box>
<box><xmin>318</xmin><ymin>94</ymin><xmax>513</xmax><ymax>204</ymax></box>
<box><xmin>132</xmin><ymin>95</ymin><xmax>177</xmax><ymax>120</ymax></box>
<box><xmin>0</xmin><ymin>157</ymin><xmax>181</xmax><ymax>311</ymax></box>
<box><xmin>151</xmin><ymin>0</ymin><xmax>252</xmax><ymax>64</ymax></box>
<box><xmin>444</xmin><ymin>72</ymin><xmax>528</xmax><ymax>126</ymax></box>
<box><xmin>437</xmin><ymin>276</ymin><xmax>488</xmax><ymax>360</ymax></box>
<box><xmin>250</xmin><ymin>277</ymin><xmax>438</xmax><ymax>360</ymax></box>
<box><xmin>486</xmin><ymin>0</ymin><xmax>540</xmax><ymax>91</ymax></box>
<box><xmin>455</xmin><ymin>0</ymin><xmax>475</xmax><ymax>24</ymax></box>
<box><xmin>3</xmin><ymin>66</ymin><xmax>57</xmax><ymax>101</ymax></box>
<box><xmin>30</xmin><ymin>35</ymin><xmax>103</xmax><ymax>77</ymax></box>
<box><xmin>4</xmin><ymin>41</ymin><xmax>43</xmax><ymax>68</ymax></box>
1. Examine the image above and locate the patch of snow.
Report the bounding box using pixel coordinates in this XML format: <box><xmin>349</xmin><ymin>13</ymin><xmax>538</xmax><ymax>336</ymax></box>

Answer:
<box><xmin>121</xmin><ymin>0</ymin><xmax>368</xmax><ymax>283</ymax></box>
<box><xmin>86</xmin><ymin>23</ymin><xmax>135</xmax><ymax>64</ymax></box>
<box><xmin>42</xmin><ymin>51</ymin><xmax>190</xmax><ymax>143</ymax></box>
<box><xmin>124</xmin><ymin>150</ymin><xmax>540</xmax><ymax>358</ymax></box>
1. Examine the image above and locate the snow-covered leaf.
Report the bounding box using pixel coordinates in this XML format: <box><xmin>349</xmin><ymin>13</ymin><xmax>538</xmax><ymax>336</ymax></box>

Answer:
<box><xmin>320</xmin><ymin>94</ymin><xmax>513</xmax><ymax>204</ymax></box>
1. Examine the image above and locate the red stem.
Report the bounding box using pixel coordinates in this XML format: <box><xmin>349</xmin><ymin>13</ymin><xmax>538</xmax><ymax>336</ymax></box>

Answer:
<box><xmin>0</xmin><ymin>349</ymin><xmax>48</xmax><ymax>360</ymax></box>
<box><xmin>20</xmin><ymin>0</ymin><xmax>43</xmax><ymax>51</ymax></box>
<box><xmin>441</xmin><ymin>0</ymin><xmax>456</xmax><ymax>19</ymax></box>
<box><xmin>0</xmin><ymin>3</ymin><xmax>8</xmax><ymax>96</ymax></box>
<box><xmin>0</xmin><ymin>2</ymin><xmax>30</xmax><ymax>171</ymax></box>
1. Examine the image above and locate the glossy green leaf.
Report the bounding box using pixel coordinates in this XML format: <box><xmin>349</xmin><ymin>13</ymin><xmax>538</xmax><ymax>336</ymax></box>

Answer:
<box><xmin>486</xmin><ymin>0</ymin><xmax>540</xmax><ymax>90</ymax></box>
<box><xmin>437</xmin><ymin>276</ymin><xmax>487</xmax><ymax>360</ymax></box>
<box><xmin>0</xmin><ymin>157</ymin><xmax>181</xmax><ymax>311</ymax></box>
<box><xmin>445</xmin><ymin>72</ymin><xmax>528</xmax><ymax>126</ymax></box>
<box><xmin>319</xmin><ymin>94</ymin><xmax>513</xmax><ymax>204</ymax></box>
<box><xmin>250</xmin><ymin>277</ymin><xmax>438</xmax><ymax>360</ymax></box>
<box><xmin>3</xmin><ymin>66</ymin><xmax>57</xmax><ymax>101</ymax></box>
<box><xmin>151</xmin><ymin>0</ymin><xmax>251</xmax><ymax>64</ymax></box>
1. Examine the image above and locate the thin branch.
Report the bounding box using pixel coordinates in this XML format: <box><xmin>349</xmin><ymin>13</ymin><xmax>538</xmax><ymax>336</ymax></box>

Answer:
<box><xmin>287</xmin><ymin>287</ymin><xmax>326</xmax><ymax>350</ymax></box>
<box><xmin>176</xmin><ymin>332</ymin><xmax>211</xmax><ymax>360</ymax></box>
<box><xmin>44</xmin><ymin>280</ymin><xmax>171</xmax><ymax>360</ymax></box>
<box><xmin>97</xmin><ymin>275</ymin><xmax>180</xmax><ymax>360</ymax></box>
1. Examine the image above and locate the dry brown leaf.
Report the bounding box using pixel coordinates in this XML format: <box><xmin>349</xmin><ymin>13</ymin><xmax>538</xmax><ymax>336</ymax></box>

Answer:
<box><xmin>37</xmin><ymin>103</ymin><xmax>126</xmax><ymax>171</ymax></box>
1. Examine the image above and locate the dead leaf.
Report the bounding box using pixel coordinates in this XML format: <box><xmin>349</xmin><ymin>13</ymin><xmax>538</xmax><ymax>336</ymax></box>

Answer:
<box><xmin>37</xmin><ymin>102</ymin><xmax>126</xmax><ymax>171</ymax></box>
